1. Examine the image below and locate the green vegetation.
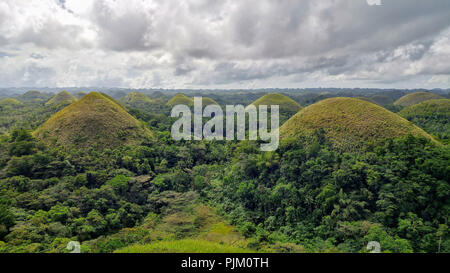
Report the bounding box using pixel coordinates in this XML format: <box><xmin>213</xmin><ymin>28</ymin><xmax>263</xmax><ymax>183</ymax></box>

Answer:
<box><xmin>280</xmin><ymin>98</ymin><xmax>437</xmax><ymax>151</ymax></box>
<box><xmin>399</xmin><ymin>99</ymin><xmax>450</xmax><ymax>143</ymax></box>
<box><xmin>116</xmin><ymin>239</ymin><xmax>252</xmax><ymax>253</ymax></box>
<box><xmin>0</xmin><ymin>98</ymin><xmax>23</xmax><ymax>108</ymax></box>
<box><xmin>394</xmin><ymin>92</ymin><xmax>444</xmax><ymax>107</ymax></box>
<box><xmin>0</xmin><ymin>90</ymin><xmax>448</xmax><ymax>254</ymax></box>
<box><xmin>34</xmin><ymin>92</ymin><xmax>152</xmax><ymax>150</ymax></box>
<box><xmin>45</xmin><ymin>91</ymin><xmax>77</xmax><ymax>106</ymax></box>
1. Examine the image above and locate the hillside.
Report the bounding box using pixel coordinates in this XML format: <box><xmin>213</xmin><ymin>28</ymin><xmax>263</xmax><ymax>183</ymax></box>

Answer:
<box><xmin>20</xmin><ymin>91</ymin><xmax>51</xmax><ymax>102</ymax></box>
<box><xmin>166</xmin><ymin>94</ymin><xmax>219</xmax><ymax>107</ymax></box>
<box><xmin>280</xmin><ymin>97</ymin><xmax>437</xmax><ymax>150</ymax></box>
<box><xmin>249</xmin><ymin>93</ymin><xmax>302</xmax><ymax>113</ymax></box>
<box><xmin>121</xmin><ymin>92</ymin><xmax>154</xmax><ymax>108</ymax></box>
<box><xmin>45</xmin><ymin>91</ymin><xmax>77</xmax><ymax>106</ymax></box>
<box><xmin>34</xmin><ymin>92</ymin><xmax>152</xmax><ymax>149</ymax></box>
<box><xmin>394</xmin><ymin>92</ymin><xmax>444</xmax><ymax>107</ymax></box>
<box><xmin>399</xmin><ymin>99</ymin><xmax>450</xmax><ymax>142</ymax></box>
<box><xmin>0</xmin><ymin>98</ymin><xmax>23</xmax><ymax>107</ymax></box>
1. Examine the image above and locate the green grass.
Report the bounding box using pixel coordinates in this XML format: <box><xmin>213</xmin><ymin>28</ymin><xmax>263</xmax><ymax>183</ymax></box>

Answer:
<box><xmin>34</xmin><ymin>92</ymin><xmax>152</xmax><ymax>150</ymax></box>
<box><xmin>280</xmin><ymin>97</ymin><xmax>438</xmax><ymax>150</ymax></box>
<box><xmin>394</xmin><ymin>92</ymin><xmax>443</xmax><ymax>107</ymax></box>
<box><xmin>115</xmin><ymin>239</ymin><xmax>254</xmax><ymax>253</ymax></box>
<box><xmin>250</xmin><ymin>93</ymin><xmax>302</xmax><ymax>113</ymax></box>
<box><xmin>45</xmin><ymin>91</ymin><xmax>77</xmax><ymax>106</ymax></box>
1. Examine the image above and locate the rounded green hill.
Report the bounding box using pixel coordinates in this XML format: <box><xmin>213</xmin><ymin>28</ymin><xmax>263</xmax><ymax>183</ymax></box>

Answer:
<box><xmin>166</xmin><ymin>94</ymin><xmax>219</xmax><ymax>107</ymax></box>
<box><xmin>394</xmin><ymin>92</ymin><xmax>443</xmax><ymax>107</ymax></box>
<box><xmin>250</xmin><ymin>93</ymin><xmax>302</xmax><ymax>113</ymax></box>
<box><xmin>34</xmin><ymin>92</ymin><xmax>152</xmax><ymax>150</ymax></box>
<box><xmin>0</xmin><ymin>98</ymin><xmax>23</xmax><ymax>107</ymax></box>
<box><xmin>280</xmin><ymin>97</ymin><xmax>437</xmax><ymax>150</ymax></box>
<box><xmin>122</xmin><ymin>92</ymin><xmax>154</xmax><ymax>108</ymax></box>
<box><xmin>45</xmin><ymin>91</ymin><xmax>77</xmax><ymax>106</ymax></box>
<box><xmin>167</xmin><ymin>94</ymin><xmax>194</xmax><ymax>107</ymax></box>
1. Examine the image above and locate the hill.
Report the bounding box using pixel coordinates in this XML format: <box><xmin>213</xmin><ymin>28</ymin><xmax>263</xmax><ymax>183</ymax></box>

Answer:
<box><xmin>167</xmin><ymin>94</ymin><xmax>194</xmax><ymax>107</ymax></box>
<box><xmin>45</xmin><ymin>91</ymin><xmax>77</xmax><ymax>106</ymax></box>
<box><xmin>280</xmin><ymin>98</ymin><xmax>437</xmax><ymax>150</ymax></box>
<box><xmin>166</xmin><ymin>94</ymin><xmax>219</xmax><ymax>107</ymax></box>
<box><xmin>20</xmin><ymin>91</ymin><xmax>51</xmax><ymax>102</ymax></box>
<box><xmin>394</xmin><ymin>92</ymin><xmax>444</xmax><ymax>107</ymax></box>
<box><xmin>121</xmin><ymin>92</ymin><xmax>154</xmax><ymax>108</ymax></box>
<box><xmin>399</xmin><ymin>99</ymin><xmax>450</xmax><ymax>142</ymax></box>
<box><xmin>249</xmin><ymin>93</ymin><xmax>302</xmax><ymax>113</ymax></box>
<box><xmin>0</xmin><ymin>98</ymin><xmax>23</xmax><ymax>107</ymax></box>
<box><xmin>34</xmin><ymin>92</ymin><xmax>152</xmax><ymax>149</ymax></box>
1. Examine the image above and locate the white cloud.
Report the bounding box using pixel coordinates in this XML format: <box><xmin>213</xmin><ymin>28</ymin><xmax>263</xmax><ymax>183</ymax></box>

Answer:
<box><xmin>0</xmin><ymin>0</ymin><xmax>449</xmax><ymax>89</ymax></box>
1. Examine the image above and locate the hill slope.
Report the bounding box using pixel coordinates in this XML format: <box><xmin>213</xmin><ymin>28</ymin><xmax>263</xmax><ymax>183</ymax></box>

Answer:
<box><xmin>0</xmin><ymin>98</ymin><xmax>23</xmax><ymax>107</ymax></box>
<box><xmin>34</xmin><ymin>92</ymin><xmax>152</xmax><ymax>149</ymax></box>
<box><xmin>121</xmin><ymin>92</ymin><xmax>154</xmax><ymax>108</ymax></box>
<box><xmin>394</xmin><ymin>92</ymin><xmax>443</xmax><ymax>107</ymax></box>
<box><xmin>280</xmin><ymin>98</ymin><xmax>436</xmax><ymax>150</ymax></box>
<box><xmin>399</xmin><ymin>99</ymin><xmax>450</xmax><ymax>141</ymax></box>
<box><xmin>250</xmin><ymin>93</ymin><xmax>302</xmax><ymax>113</ymax></box>
<box><xmin>45</xmin><ymin>91</ymin><xmax>77</xmax><ymax>106</ymax></box>
<box><xmin>166</xmin><ymin>94</ymin><xmax>219</xmax><ymax>107</ymax></box>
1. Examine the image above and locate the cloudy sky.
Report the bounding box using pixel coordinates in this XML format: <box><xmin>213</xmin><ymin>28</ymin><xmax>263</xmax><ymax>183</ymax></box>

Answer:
<box><xmin>0</xmin><ymin>0</ymin><xmax>449</xmax><ymax>89</ymax></box>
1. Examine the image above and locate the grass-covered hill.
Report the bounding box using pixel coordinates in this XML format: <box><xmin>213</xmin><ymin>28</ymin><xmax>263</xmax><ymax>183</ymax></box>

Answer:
<box><xmin>394</xmin><ymin>92</ymin><xmax>444</xmax><ymax>107</ymax></box>
<box><xmin>19</xmin><ymin>91</ymin><xmax>51</xmax><ymax>102</ymax></box>
<box><xmin>249</xmin><ymin>93</ymin><xmax>302</xmax><ymax>113</ymax></box>
<box><xmin>399</xmin><ymin>99</ymin><xmax>450</xmax><ymax>142</ymax></box>
<box><xmin>280</xmin><ymin>97</ymin><xmax>437</xmax><ymax>150</ymax></box>
<box><xmin>0</xmin><ymin>98</ymin><xmax>23</xmax><ymax>108</ymax></box>
<box><xmin>166</xmin><ymin>94</ymin><xmax>219</xmax><ymax>108</ymax></box>
<box><xmin>167</xmin><ymin>94</ymin><xmax>195</xmax><ymax>107</ymax></box>
<box><xmin>121</xmin><ymin>92</ymin><xmax>154</xmax><ymax>108</ymax></box>
<box><xmin>45</xmin><ymin>91</ymin><xmax>77</xmax><ymax>106</ymax></box>
<box><xmin>34</xmin><ymin>92</ymin><xmax>152</xmax><ymax>150</ymax></box>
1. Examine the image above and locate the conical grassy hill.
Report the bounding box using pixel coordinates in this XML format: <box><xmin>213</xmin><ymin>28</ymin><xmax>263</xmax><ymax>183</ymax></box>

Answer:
<box><xmin>249</xmin><ymin>93</ymin><xmax>302</xmax><ymax>113</ymax></box>
<box><xmin>280</xmin><ymin>98</ymin><xmax>437</xmax><ymax>150</ymax></box>
<box><xmin>34</xmin><ymin>92</ymin><xmax>152</xmax><ymax>150</ymax></box>
<box><xmin>45</xmin><ymin>91</ymin><xmax>77</xmax><ymax>106</ymax></box>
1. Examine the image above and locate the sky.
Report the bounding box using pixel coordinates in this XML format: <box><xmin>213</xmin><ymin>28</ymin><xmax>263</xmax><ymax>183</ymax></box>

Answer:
<box><xmin>0</xmin><ymin>0</ymin><xmax>449</xmax><ymax>89</ymax></box>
